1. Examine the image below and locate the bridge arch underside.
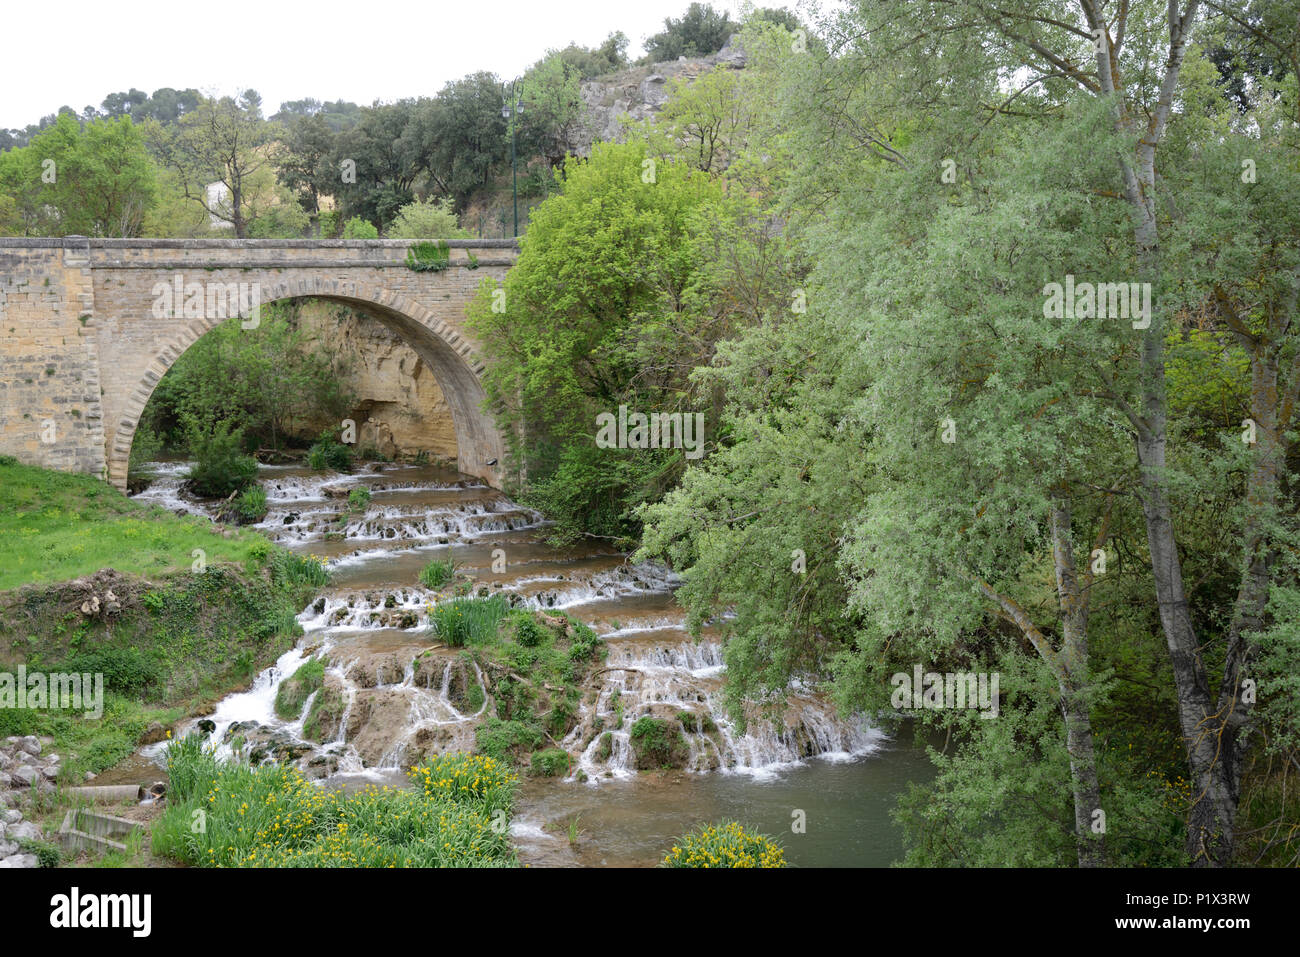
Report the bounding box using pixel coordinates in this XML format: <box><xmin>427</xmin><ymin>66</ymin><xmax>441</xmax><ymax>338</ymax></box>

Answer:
<box><xmin>106</xmin><ymin>287</ymin><xmax>503</xmax><ymax>492</ymax></box>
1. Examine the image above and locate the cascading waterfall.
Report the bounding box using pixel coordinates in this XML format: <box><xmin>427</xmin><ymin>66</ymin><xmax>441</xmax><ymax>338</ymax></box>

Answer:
<box><xmin>131</xmin><ymin>461</ymin><xmax>885</xmax><ymax>785</ymax></box>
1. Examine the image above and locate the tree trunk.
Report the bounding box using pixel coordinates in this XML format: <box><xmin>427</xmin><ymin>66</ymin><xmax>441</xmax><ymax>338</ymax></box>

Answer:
<box><xmin>1095</xmin><ymin>0</ymin><xmax>1227</xmax><ymax>864</ymax></box>
<box><xmin>1050</xmin><ymin>497</ymin><xmax>1106</xmax><ymax>866</ymax></box>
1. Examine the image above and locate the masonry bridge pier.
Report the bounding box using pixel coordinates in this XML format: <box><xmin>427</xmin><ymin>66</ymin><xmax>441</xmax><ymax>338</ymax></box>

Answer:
<box><xmin>0</xmin><ymin>237</ymin><xmax>517</xmax><ymax>491</ymax></box>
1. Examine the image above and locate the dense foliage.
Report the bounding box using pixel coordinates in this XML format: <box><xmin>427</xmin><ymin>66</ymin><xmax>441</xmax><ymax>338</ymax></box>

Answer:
<box><xmin>472</xmin><ymin>7</ymin><xmax>1300</xmax><ymax>868</ymax></box>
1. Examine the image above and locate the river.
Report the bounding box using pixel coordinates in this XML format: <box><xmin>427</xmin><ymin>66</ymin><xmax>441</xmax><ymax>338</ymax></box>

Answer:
<box><xmin>128</xmin><ymin>459</ymin><xmax>932</xmax><ymax>867</ymax></box>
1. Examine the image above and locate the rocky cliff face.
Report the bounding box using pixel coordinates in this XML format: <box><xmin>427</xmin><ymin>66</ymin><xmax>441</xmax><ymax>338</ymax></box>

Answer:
<box><xmin>570</xmin><ymin>35</ymin><xmax>748</xmax><ymax>156</ymax></box>
<box><xmin>288</xmin><ymin>301</ymin><xmax>458</xmax><ymax>462</ymax></box>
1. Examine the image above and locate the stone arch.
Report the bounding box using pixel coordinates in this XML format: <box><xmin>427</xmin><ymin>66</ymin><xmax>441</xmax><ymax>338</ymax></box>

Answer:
<box><xmin>106</xmin><ymin>276</ymin><xmax>502</xmax><ymax>490</ymax></box>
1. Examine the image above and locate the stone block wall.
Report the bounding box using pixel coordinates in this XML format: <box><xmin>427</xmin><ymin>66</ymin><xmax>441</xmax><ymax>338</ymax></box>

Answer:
<box><xmin>0</xmin><ymin>241</ymin><xmax>106</xmax><ymax>477</ymax></box>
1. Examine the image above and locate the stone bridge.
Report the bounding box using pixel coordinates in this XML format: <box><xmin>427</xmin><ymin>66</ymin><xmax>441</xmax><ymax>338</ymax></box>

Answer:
<box><xmin>0</xmin><ymin>237</ymin><xmax>517</xmax><ymax>490</ymax></box>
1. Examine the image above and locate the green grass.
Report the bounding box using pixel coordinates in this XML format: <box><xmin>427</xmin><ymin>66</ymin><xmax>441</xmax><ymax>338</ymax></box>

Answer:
<box><xmin>154</xmin><ymin>739</ymin><xmax>517</xmax><ymax>867</ymax></box>
<box><xmin>419</xmin><ymin>549</ymin><xmax>459</xmax><ymax>589</ymax></box>
<box><xmin>0</xmin><ymin>460</ymin><xmax>326</xmax><ymax>778</ymax></box>
<box><xmin>0</xmin><ymin>693</ymin><xmax>186</xmax><ymax>782</ymax></box>
<box><xmin>428</xmin><ymin>595</ymin><xmax>510</xmax><ymax>647</ymax></box>
<box><xmin>0</xmin><ymin>458</ymin><xmax>271</xmax><ymax>590</ymax></box>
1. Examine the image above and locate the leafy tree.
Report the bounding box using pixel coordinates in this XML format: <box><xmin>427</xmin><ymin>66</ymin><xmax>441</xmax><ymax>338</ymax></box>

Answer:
<box><xmin>518</xmin><ymin>54</ymin><xmax>585</xmax><ymax>169</ymax></box>
<box><xmin>469</xmin><ymin>139</ymin><xmax>795</xmax><ymax>541</ymax></box>
<box><xmin>331</xmin><ymin>99</ymin><xmax>429</xmax><ymax>229</ymax></box>
<box><xmin>274</xmin><ymin>98</ymin><xmax>362</xmax><ymax>131</ymax></box>
<box><xmin>548</xmin><ymin>32</ymin><xmax>630</xmax><ymax>78</ymax></box>
<box><xmin>101</xmin><ymin>87</ymin><xmax>203</xmax><ymax>125</ymax></box>
<box><xmin>0</xmin><ymin>113</ymin><xmax>156</xmax><ymax>236</ymax></box>
<box><xmin>140</xmin><ymin>303</ymin><xmax>353</xmax><ymax>453</ymax></box>
<box><xmin>150</xmin><ymin>91</ymin><xmax>279</xmax><ymax>237</ymax></box>
<box><xmin>644</xmin><ymin>3</ymin><xmax>736</xmax><ymax>62</ymax></box>
<box><xmin>654</xmin><ymin>67</ymin><xmax>753</xmax><ymax>173</ymax></box>
<box><xmin>423</xmin><ymin>74</ymin><xmax>508</xmax><ymax>210</ymax></box>
<box><xmin>276</xmin><ymin>111</ymin><xmax>338</xmax><ymax>224</ymax></box>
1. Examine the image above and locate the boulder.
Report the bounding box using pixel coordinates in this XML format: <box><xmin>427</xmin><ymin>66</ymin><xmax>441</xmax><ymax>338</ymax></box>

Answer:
<box><xmin>6</xmin><ymin>821</ymin><xmax>42</xmax><ymax>843</ymax></box>
<box><xmin>0</xmin><ymin>854</ymin><xmax>39</xmax><ymax>868</ymax></box>
<box><xmin>18</xmin><ymin>737</ymin><xmax>40</xmax><ymax>757</ymax></box>
<box><xmin>1</xmin><ymin>810</ymin><xmax>21</xmax><ymax>824</ymax></box>
<box><xmin>10</xmin><ymin>767</ymin><xmax>38</xmax><ymax>788</ymax></box>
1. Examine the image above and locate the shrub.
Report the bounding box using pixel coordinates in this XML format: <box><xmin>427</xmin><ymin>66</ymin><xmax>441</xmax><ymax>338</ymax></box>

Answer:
<box><xmin>346</xmin><ymin>487</ymin><xmax>371</xmax><ymax>512</ymax></box>
<box><xmin>419</xmin><ymin>550</ymin><xmax>459</xmax><ymax>589</ymax></box>
<box><xmin>661</xmin><ymin>821</ymin><xmax>788</xmax><ymax>868</ymax></box>
<box><xmin>475</xmin><ymin>717</ymin><xmax>544</xmax><ymax>764</ymax></box>
<box><xmin>247</xmin><ymin>538</ymin><xmax>273</xmax><ymax>566</ymax></box>
<box><xmin>341</xmin><ymin>216</ymin><xmax>379</xmax><ymax>239</ymax></box>
<box><xmin>186</xmin><ymin>421</ymin><xmax>257</xmax><ymax>497</ymax></box>
<box><xmin>388</xmin><ymin>197</ymin><xmax>468</xmax><ymax>239</ymax></box>
<box><xmin>510</xmin><ymin>611</ymin><xmax>547</xmax><ymax>648</ymax></box>
<box><xmin>629</xmin><ymin>716</ymin><xmax>688</xmax><ymax>769</ymax></box>
<box><xmin>676</xmin><ymin>710</ymin><xmax>716</xmax><ymax>734</ymax></box>
<box><xmin>61</xmin><ymin>647</ymin><xmax>160</xmax><ymax>697</ymax></box>
<box><xmin>17</xmin><ymin>838</ymin><xmax>62</xmax><ymax>867</ymax></box>
<box><xmin>566</xmin><ymin>618</ymin><xmax>603</xmax><ymax>661</ymax></box>
<box><xmin>306</xmin><ymin>437</ymin><xmax>353</xmax><ymax>471</ymax></box>
<box><xmin>317</xmin><ymin>210</ymin><xmax>340</xmax><ymax>238</ymax></box>
<box><xmin>429</xmin><ymin>595</ymin><xmax>509</xmax><ymax>648</ymax></box>
<box><xmin>530</xmin><ymin>748</ymin><xmax>571</xmax><ymax>777</ymax></box>
<box><xmin>234</xmin><ymin>484</ymin><xmax>269</xmax><ymax>523</ymax></box>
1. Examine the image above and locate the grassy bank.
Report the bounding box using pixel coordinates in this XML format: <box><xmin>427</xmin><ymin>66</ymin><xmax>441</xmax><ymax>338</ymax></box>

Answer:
<box><xmin>154</xmin><ymin>738</ymin><xmax>517</xmax><ymax>867</ymax></box>
<box><xmin>0</xmin><ymin>459</ymin><xmax>327</xmax><ymax>779</ymax></box>
<box><xmin>0</xmin><ymin>457</ymin><xmax>268</xmax><ymax>590</ymax></box>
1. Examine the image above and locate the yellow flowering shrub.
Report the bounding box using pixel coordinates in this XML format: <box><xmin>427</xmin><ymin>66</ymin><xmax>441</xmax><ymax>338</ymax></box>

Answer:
<box><xmin>661</xmin><ymin>821</ymin><xmax>788</xmax><ymax>868</ymax></box>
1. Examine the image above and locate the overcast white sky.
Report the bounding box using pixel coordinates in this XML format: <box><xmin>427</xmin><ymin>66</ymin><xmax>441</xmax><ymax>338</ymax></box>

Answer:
<box><xmin>1</xmin><ymin>0</ymin><xmax>765</xmax><ymax>129</ymax></box>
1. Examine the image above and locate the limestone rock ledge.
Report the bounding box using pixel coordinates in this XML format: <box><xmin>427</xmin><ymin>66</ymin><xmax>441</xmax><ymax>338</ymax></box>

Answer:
<box><xmin>288</xmin><ymin>300</ymin><xmax>458</xmax><ymax>462</ymax></box>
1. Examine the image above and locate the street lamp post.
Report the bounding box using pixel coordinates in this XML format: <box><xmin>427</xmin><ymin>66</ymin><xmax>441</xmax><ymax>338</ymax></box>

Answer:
<box><xmin>501</xmin><ymin>86</ymin><xmax>525</xmax><ymax>239</ymax></box>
